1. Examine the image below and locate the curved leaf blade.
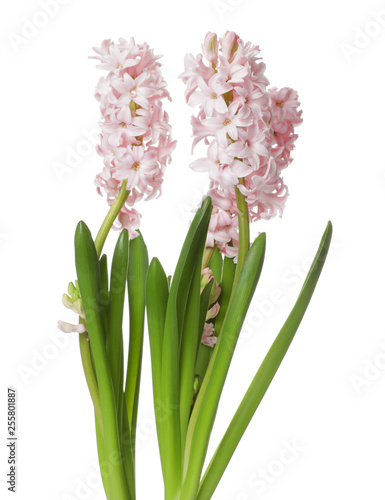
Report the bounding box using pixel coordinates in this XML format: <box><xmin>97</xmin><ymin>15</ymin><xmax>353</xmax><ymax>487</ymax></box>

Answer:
<box><xmin>146</xmin><ymin>257</ymin><xmax>169</xmax><ymax>466</ymax></box>
<box><xmin>161</xmin><ymin>197</ymin><xmax>212</xmax><ymax>498</ymax></box>
<box><xmin>182</xmin><ymin>232</ymin><xmax>266</xmax><ymax>500</ymax></box>
<box><xmin>74</xmin><ymin>221</ymin><xmax>130</xmax><ymax>500</ymax></box>
<box><xmin>197</xmin><ymin>222</ymin><xmax>333</xmax><ymax>500</ymax></box>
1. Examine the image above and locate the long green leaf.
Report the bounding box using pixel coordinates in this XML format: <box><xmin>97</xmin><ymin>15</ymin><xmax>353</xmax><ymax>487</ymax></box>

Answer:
<box><xmin>121</xmin><ymin>402</ymin><xmax>136</xmax><ymax>500</ymax></box>
<box><xmin>181</xmin><ymin>233</ymin><xmax>266</xmax><ymax>500</ymax></box>
<box><xmin>75</xmin><ymin>221</ymin><xmax>130</xmax><ymax>500</ymax></box>
<box><xmin>179</xmin><ymin>242</ymin><xmax>206</xmax><ymax>456</ymax></box>
<box><xmin>161</xmin><ymin>197</ymin><xmax>212</xmax><ymax>499</ymax></box>
<box><xmin>99</xmin><ymin>254</ymin><xmax>109</xmax><ymax>337</ymax></box>
<box><xmin>215</xmin><ymin>256</ymin><xmax>236</xmax><ymax>336</ymax></box>
<box><xmin>184</xmin><ymin>255</ymin><xmax>236</xmax><ymax>460</ymax></box>
<box><xmin>209</xmin><ymin>248</ymin><xmax>223</xmax><ymax>282</ymax></box>
<box><xmin>107</xmin><ymin>230</ymin><xmax>129</xmax><ymax>433</ymax></box>
<box><xmin>125</xmin><ymin>233</ymin><xmax>149</xmax><ymax>456</ymax></box>
<box><xmin>197</xmin><ymin>222</ymin><xmax>333</xmax><ymax>500</ymax></box>
<box><xmin>175</xmin><ymin>197</ymin><xmax>213</xmax><ymax>336</ymax></box>
<box><xmin>146</xmin><ymin>257</ymin><xmax>169</xmax><ymax>467</ymax></box>
<box><xmin>194</xmin><ymin>344</ymin><xmax>211</xmax><ymax>390</ymax></box>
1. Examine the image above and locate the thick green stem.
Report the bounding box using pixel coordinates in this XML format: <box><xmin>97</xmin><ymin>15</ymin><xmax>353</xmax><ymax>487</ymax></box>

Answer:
<box><xmin>95</xmin><ymin>180</ymin><xmax>129</xmax><ymax>257</ymax></box>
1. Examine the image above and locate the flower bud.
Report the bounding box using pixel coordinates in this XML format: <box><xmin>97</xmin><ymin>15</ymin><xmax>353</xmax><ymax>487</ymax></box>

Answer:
<box><xmin>202</xmin><ymin>323</ymin><xmax>218</xmax><ymax>347</ymax></box>
<box><xmin>57</xmin><ymin>320</ymin><xmax>86</xmax><ymax>334</ymax></box>
<box><xmin>72</xmin><ymin>299</ymin><xmax>86</xmax><ymax>319</ymax></box>
<box><xmin>206</xmin><ymin>302</ymin><xmax>220</xmax><ymax>321</ymax></box>
<box><xmin>221</xmin><ymin>31</ymin><xmax>239</xmax><ymax>61</ymax></box>
<box><xmin>193</xmin><ymin>375</ymin><xmax>201</xmax><ymax>397</ymax></box>
<box><xmin>68</xmin><ymin>281</ymin><xmax>76</xmax><ymax>296</ymax></box>
<box><xmin>201</xmin><ymin>268</ymin><xmax>221</xmax><ymax>303</ymax></box>
<box><xmin>202</xmin><ymin>32</ymin><xmax>218</xmax><ymax>64</ymax></box>
<box><xmin>210</xmin><ymin>283</ymin><xmax>221</xmax><ymax>305</ymax></box>
<box><xmin>62</xmin><ymin>293</ymin><xmax>86</xmax><ymax>319</ymax></box>
<box><xmin>62</xmin><ymin>293</ymin><xmax>73</xmax><ymax>310</ymax></box>
<box><xmin>67</xmin><ymin>280</ymin><xmax>82</xmax><ymax>301</ymax></box>
<box><xmin>200</xmin><ymin>267</ymin><xmax>213</xmax><ymax>293</ymax></box>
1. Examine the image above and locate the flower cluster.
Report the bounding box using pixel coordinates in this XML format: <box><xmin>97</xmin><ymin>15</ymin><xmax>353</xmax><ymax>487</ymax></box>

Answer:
<box><xmin>180</xmin><ymin>32</ymin><xmax>302</xmax><ymax>258</ymax></box>
<box><xmin>92</xmin><ymin>38</ymin><xmax>176</xmax><ymax>238</ymax></box>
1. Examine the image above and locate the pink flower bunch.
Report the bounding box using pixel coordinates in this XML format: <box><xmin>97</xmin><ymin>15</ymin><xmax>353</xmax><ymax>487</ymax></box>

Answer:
<box><xmin>180</xmin><ymin>32</ymin><xmax>302</xmax><ymax>258</ymax></box>
<box><xmin>92</xmin><ymin>38</ymin><xmax>176</xmax><ymax>238</ymax></box>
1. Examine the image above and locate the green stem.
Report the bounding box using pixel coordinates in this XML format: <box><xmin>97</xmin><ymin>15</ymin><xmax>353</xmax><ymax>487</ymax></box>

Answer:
<box><xmin>95</xmin><ymin>180</ymin><xmax>129</xmax><ymax>257</ymax></box>
<box><xmin>78</xmin><ymin>321</ymin><xmax>103</xmax><ymax>438</ymax></box>
<box><xmin>95</xmin><ymin>415</ymin><xmax>111</xmax><ymax>500</ymax></box>
<box><xmin>232</xmin><ymin>181</ymin><xmax>250</xmax><ymax>291</ymax></box>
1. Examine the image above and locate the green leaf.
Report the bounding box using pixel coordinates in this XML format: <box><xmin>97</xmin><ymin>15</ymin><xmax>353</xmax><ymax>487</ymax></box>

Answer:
<box><xmin>107</xmin><ymin>230</ymin><xmax>129</xmax><ymax>433</ymax></box>
<box><xmin>214</xmin><ymin>256</ymin><xmax>236</xmax><ymax>340</ymax></box>
<box><xmin>197</xmin><ymin>222</ymin><xmax>333</xmax><ymax>500</ymax></box>
<box><xmin>161</xmin><ymin>197</ymin><xmax>212</xmax><ymax>499</ymax></box>
<box><xmin>174</xmin><ymin>197</ymin><xmax>213</xmax><ymax>336</ymax></box>
<box><xmin>194</xmin><ymin>344</ymin><xmax>212</xmax><ymax>389</ymax></box>
<box><xmin>99</xmin><ymin>254</ymin><xmax>109</xmax><ymax>338</ymax></box>
<box><xmin>179</xmin><ymin>241</ymin><xmax>206</xmax><ymax>455</ymax></box>
<box><xmin>209</xmin><ymin>248</ymin><xmax>223</xmax><ymax>282</ymax></box>
<box><xmin>125</xmin><ymin>232</ymin><xmax>149</xmax><ymax>453</ymax></box>
<box><xmin>183</xmin><ymin>255</ymin><xmax>236</xmax><ymax>478</ymax></box>
<box><xmin>181</xmin><ymin>232</ymin><xmax>266</xmax><ymax>500</ymax></box>
<box><xmin>75</xmin><ymin>221</ymin><xmax>130</xmax><ymax>500</ymax></box>
<box><xmin>121</xmin><ymin>402</ymin><xmax>136</xmax><ymax>500</ymax></box>
<box><xmin>184</xmin><ymin>254</ymin><xmax>236</xmax><ymax>453</ymax></box>
<box><xmin>146</xmin><ymin>257</ymin><xmax>169</xmax><ymax>466</ymax></box>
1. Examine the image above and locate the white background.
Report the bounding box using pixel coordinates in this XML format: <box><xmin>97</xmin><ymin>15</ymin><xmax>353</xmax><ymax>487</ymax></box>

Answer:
<box><xmin>1</xmin><ymin>0</ymin><xmax>385</xmax><ymax>499</ymax></box>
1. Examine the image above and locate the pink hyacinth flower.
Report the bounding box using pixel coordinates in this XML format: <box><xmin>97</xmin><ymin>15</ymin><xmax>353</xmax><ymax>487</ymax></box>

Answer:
<box><xmin>181</xmin><ymin>32</ymin><xmax>302</xmax><ymax>258</ymax></box>
<box><xmin>92</xmin><ymin>38</ymin><xmax>176</xmax><ymax>238</ymax></box>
